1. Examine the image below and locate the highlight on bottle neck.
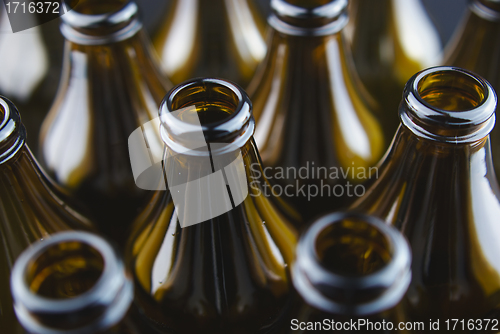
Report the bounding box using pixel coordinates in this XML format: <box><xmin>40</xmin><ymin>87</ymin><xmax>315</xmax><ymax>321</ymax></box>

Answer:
<box><xmin>292</xmin><ymin>212</ymin><xmax>411</xmax><ymax>316</ymax></box>
<box><xmin>400</xmin><ymin>66</ymin><xmax>497</xmax><ymax>144</ymax></box>
<box><xmin>269</xmin><ymin>0</ymin><xmax>349</xmax><ymax>36</ymax></box>
<box><xmin>160</xmin><ymin>78</ymin><xmax>254</xmax><ymax>156</ymax></box>
<box><xmin>471</xmin><ymin>0</ymin><xmax>500</xmax><ymax>21</ymax></box>
<box><xmin>0</xmin><ymin>96</ymin><xmax>26</xmax><ymax>164</ymax></box>
<box><xmin>60</xmin><ymin>0</ymin><xmax>142</xmax><ymax>45</ymax></box>
<box><xmin>11</xmin><ymin>232</ymin><xmax>133</xmax><ymax>334</ymax></box>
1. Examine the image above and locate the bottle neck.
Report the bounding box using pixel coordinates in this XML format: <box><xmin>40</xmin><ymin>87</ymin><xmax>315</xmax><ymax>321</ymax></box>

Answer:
<box><xmin>293</xmin><ymin>212</ymin><xmax>411</xmax><ymax>316</ymax></box>
<box><xmin>11</xmin><ymin>232</ymin><xmax>133</xmax><ymax>334</ymax></box>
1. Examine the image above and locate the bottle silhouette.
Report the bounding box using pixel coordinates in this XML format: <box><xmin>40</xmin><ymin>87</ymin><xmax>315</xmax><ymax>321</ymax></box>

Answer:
<box><xmin>347</xmin><ymin>0</ymin><xmax>442</xmax><ymax>143</ymax></box>
<box><xmin>11</xmin><ymin>231</ymin><xmax>144</xmax><ymax>334</ymax></box>
<box><xmin>152</xmin><ymin>0</ymin><xmax>267</xmax><ymax>87</ymax></box>
<box><xmin>445</xmin><ymin>0</ymin><xmax>500</xmax><ymax>181</ymax></box>
<box><xmin>126</xmin><ymin>78</ymin><xmax>300</xmax><ymax>334</ymax></box>
<box><xmin>0</xmin><ymin>96</ymin><xmax>94</xmax><ymax>334</ymax></box>
<box><xmin>289</xmin><ymin>211</ymin><xmax>411</xmax><ymax>333</ymax></box>
<box><xmin>353</xmin><ymin>66</ymin><xmax>500</xmax><ymax>324</ymax></box>
<box><xmin>39</xmin><ymin>0</ymin><xmax>171</xmax><ymax>243</ymax></box>
<box><xmin>247</xmin><ymin>0</ymin><xmax>385</xmax><ymax>218</ymax></box>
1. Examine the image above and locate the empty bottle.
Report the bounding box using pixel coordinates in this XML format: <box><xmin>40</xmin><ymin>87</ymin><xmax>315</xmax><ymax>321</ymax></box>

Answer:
<box><xmin>126</xmin><ymin>78</ymin><xmax>299</xmax><ymax>334</ymax></box>
<box><xmin>152</xmin><ymin>0</ymin><xmax>267</xmax><ymax>87</ymax></box>
<box><xmin>353</xmin><ymin>66</ymin><xmax>500</xmax><ymax>324</ymax></box>
<box><xmin>0</xmin><ymin>96</ymin><xmax>94</xmax><ymax>333</ymax></box>
<box><xmin>11</xmin><ymin>231</ymin><xmax>143</xmax><ymax>334</ymax></box>
<box><xmin>445</xmin><ymin>0</ymin><xmax>500</xmax><ymax>181</ymax></box>
<box><xmin>290</xmin><ymin>211</ymin><xmax>411</xmax><ymax>333</ymax></box>
<box><xmin>39</xmin><ymin>0</ymin><xmax>172</xmax><ymax>242</ymax></box>
<box><xmin>247</xmin><ymin>0</ymin><xmax>385</xmax><ymax>217</ymax></box>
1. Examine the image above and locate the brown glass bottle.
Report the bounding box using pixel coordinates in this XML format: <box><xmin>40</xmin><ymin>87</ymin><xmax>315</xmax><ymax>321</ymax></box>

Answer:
<box><xmin>289</xmin><ymin>212</ymin><xmax>411</xmax><ymax>333</ymax></box>
<box><xmin>152</xmin><ymin>0</ymin><xmax>267</xmax><ymax>87</ymax></box>
<box><xmin>445</xmin><ymin>0</ymin><xmax>500</xmax><ymax>182</ymax></box>
<box><xmin>247</xmin><ymin>0</ymin><xmax>385</xmax><ymax>218</ymax></box>
<box><xmin>11</xmin><ymin>231</ymin><xmax>145</xmax><ymax>334</ymax></box>
<box><xmin>0</xmin><ymin>9</ymin><xmax>64</xmax><ymax>152</ymax></box>
<box><xmin>352</xmin><ymin>66</ymin><xmax>500</xmax><ymax>326</ymax></box>
<box><xmin>0</xmin><ymin>96</ymin><xmax>94</xmax><ymax>333</ymax></box>
<box><xmin>126</xmin><ymin>78</ymin><xmax>300</xmax><ymax>334</ymax></box>
<box><xmin>39</xmin><ymin>0</ymin><xmax>172</xmax><ymax>242</ymax></box>
<box><xmin>346</xmin><ymin>0</ymin><xmax>442</xmax><ymax>142</ymax></box>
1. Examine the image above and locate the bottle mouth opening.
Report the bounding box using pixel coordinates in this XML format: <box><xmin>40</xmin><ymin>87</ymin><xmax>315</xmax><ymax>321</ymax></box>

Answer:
<box><xmin>26</xmin><ymin>241</ymin><xmax>104</xmax><ymax>300</ymax></box>
<box><xmin>270</xmin><ymin>0</ymin><xmax>348</xmax><ymax>36</ymax></box>
<box><xmin>60</xmin><ymin>0</ymin><xmax>141</xmax><ymax>44</ymax></box>
<box><xmin>293</xmin><ymin>212</ymin><xmax>411</xmax><ymax>315</ymax></box>
<box><xmin>11</xmin><ymin>232</ymin><xmax>132</xmax><ymax>333</ymax></box>
<box><xmin>160</xmin><ymin>78</ymin><xmax>254</xmax><ymax>154</ymax></box>
<box><xmin>471</xmin><ymin>0</ymin><xmax>500</xmax><ymax>21</ymax></box>
<box><xmin>401</xmin><ymin>66</ymin><xmax>496</xmax><ymax>144</ymax></box>
<box><xmin>314</xmin><ymin>218</ymin><xmax>393</xmax><ymax>277</ymax></box>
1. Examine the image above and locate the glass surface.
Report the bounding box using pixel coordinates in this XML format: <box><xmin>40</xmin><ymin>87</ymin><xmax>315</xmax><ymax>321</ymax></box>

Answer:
<box><xmin>152</xmin><ymin>0</ymin><xmax>267</xmax><ymax>87</ymax></box>
<box><xmin>39</xmin><ymin>0</ymin><xmax>172</xmax><ymax>243</ymax></box>
<box><xmin>127</xmin><ymin>79</ymin><xmax>299</xmax><ymax>334</ymax></box>
<box><xmin>346</xmin><ymin>0</ymin><xmax>442</xmax><ymax>145</ymax></box>
<box><xmin>445</xmin><ymin>0</ymin><xmax>500</xmax><ymax>181</ymax></box>
<box><xmin>353</xmin><ymin>67</ymin><xmax>500</xmax><ymax>324</ymax></box>
<box><xmin>0</xmin><ymin>97</ymin><xmax>94</xmax><ymax>334</ymax></box>
<box><xmin>247</xmin><ymin>0</ymin><xmax>384</xmax><ymax>218</ymax></box>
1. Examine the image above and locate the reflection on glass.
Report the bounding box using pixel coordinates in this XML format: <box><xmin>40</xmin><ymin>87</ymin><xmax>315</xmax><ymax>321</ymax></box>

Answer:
<box><xmin>352</xmin><ymin>67</ymin><xmax>500</xmax><ymax>324</ymax></box>
<box><xmin>153</xmin><ymin>0</ymin><xmax>267</xmax><ymax>87</ymax></box>
<box><xmin>247</xmin><ymin>0</ymin><xmax>384</xmax><ymax>218</ymax></box>
<box><xmin>127</xmin><ymin>78</ymin><xmax>299</xmax><ymax>334</ymax></box>
<box><xmin>39</xmin><ymin>0</ymin><xmax>171</xmax><ymax>243</ymax></box>
<box><xmin>347</xmin><ymin>0</ymin><xmax>442</xmax><ymax>143</ymax></box>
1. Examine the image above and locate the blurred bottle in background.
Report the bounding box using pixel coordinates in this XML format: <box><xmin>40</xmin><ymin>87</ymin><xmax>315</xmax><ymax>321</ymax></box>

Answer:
<box><xmin>0</xmin><ymin>96</ymin><xmax>95</xmax><ymax>334</ymax></box>
<box><xmin>152</xmin><ymin>0</ymin><xmax>267</xmax><ymax>87</ymax></box>
<box><xmin>346</xmin><ymin>0</ymin><xmax>442</xmax><ymax>144</ymax></box>
<box><xmin>39</xmin><ymin>0</ymin><xmax>172</xmax><ymax>243</ymax></box>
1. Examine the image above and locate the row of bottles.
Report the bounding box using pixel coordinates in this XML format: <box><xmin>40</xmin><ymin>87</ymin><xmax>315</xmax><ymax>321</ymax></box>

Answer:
<box><xmin>4</xmin><ymin>62</ymin><xmax>500</xmax><ymax>332</ymax></box>
<box><xmin>2</xmin><ymin>0</ymin><xmax>500</xmax><ymax>333</ymax></box>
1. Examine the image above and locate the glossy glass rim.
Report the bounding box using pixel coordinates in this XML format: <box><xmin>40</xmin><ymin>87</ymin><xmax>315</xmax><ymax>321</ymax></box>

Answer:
<box><xmin>60</xmin><ymin>1</ymin><xmax>142</xmax><ymax>45</ymax></box>
<box><xmin>292</xmin><ymin>211</ymin><xmax>411</xmax><ymax>315</ymax></box>
<box><xmin>401</xmin><ymin>66</ymin><xmax>496</xmax><ymax>144</ymax></box>
<box><xmin>0</xmin><ymin>96</ymin><xmax>25</xmax><ymax>164</ymax></box>
<box><xmin>160</xmin><ymin>78</ymin><xmax>254</xmax><ymax>153</ymax></box>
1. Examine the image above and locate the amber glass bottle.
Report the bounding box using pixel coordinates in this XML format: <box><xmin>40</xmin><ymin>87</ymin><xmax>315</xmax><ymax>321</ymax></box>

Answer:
<box><xmin>353</xmin><ymin>66</ymin><xmax>500</xmax><ymax>325</ymax></box>
<box><xmin>0</xmin><ymin>9</ymin><xmax>64</xmax><ymax>151</ymax></box>
<box><xmin>445</xmin><ymin>0</ymin><xmax>500</xmax><ymax>181</ymax></box>
<box><xmin>0</xmin><ymin>96</ymin><xmax>94</xmax><ymax>333</ymax></box>
<box><xmin>289</xmin><ymin>212</ymin><xmax>411</xmax><ymax>333</ymax></box>
<box><xmin>126</xmin><ymin>78</ymin><xmax>299</xmax><ymax>334</ymax></box>
<box><xmin>11</xmin><ymin>231</ymin><xmax>143</xmax><ymax>334</ymax></box>
<box><xmin>152</xmin><ymin>0</ymin><xmax>267</xmax><ymax>87</ymax></box>
<box><xmin>39</xmin><ymin>0</ymin><xmax>171</xmax><ymax>242</ymax></box>
<box><xmin>346</xmin><ymin>0</ymin><xmax>442</xmax><ymax>141</ymax></box>
<box><xmin>247</xmin><ymin>0</ymin><xmax>385</xmax><ymax>217</ymax></box>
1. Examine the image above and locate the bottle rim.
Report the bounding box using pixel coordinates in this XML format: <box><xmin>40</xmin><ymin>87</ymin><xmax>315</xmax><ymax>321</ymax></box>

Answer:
<box><xmin>159</xmin><ymin>78</ymin><xmax>255</xmax><ymax>156</ymax></box>
<box><xmin>471</xmin><ymin>0</ymin><xmax>500</xmax><ymax>21</ymax></box>
<box><xmin>400</xmin><ymin>66</ymin><xmax>497</xmax><ymax>144</ymax></box>
<box><xmin>0</xmin><ymin>96</ymin><xmax>25</xmax><ymax>164</ymax></box>
<box><xmin>269</xmin><ymin>0</ymin><xmax>349</xmax><ymax>36</ymax></box>
<box><xmin>292</xmin><ymin>211</ymin><xmax>411</xmax><ymax>316</ymax></box>
<box><xmin>11</xmin><ymin>231</ymin><xmax>133</xmax><ymax>334</ymax></box>
<box><xmin>60</xmin><ymin>1</ymin><xmax>142</xmax><ymax>45</ymax></box>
